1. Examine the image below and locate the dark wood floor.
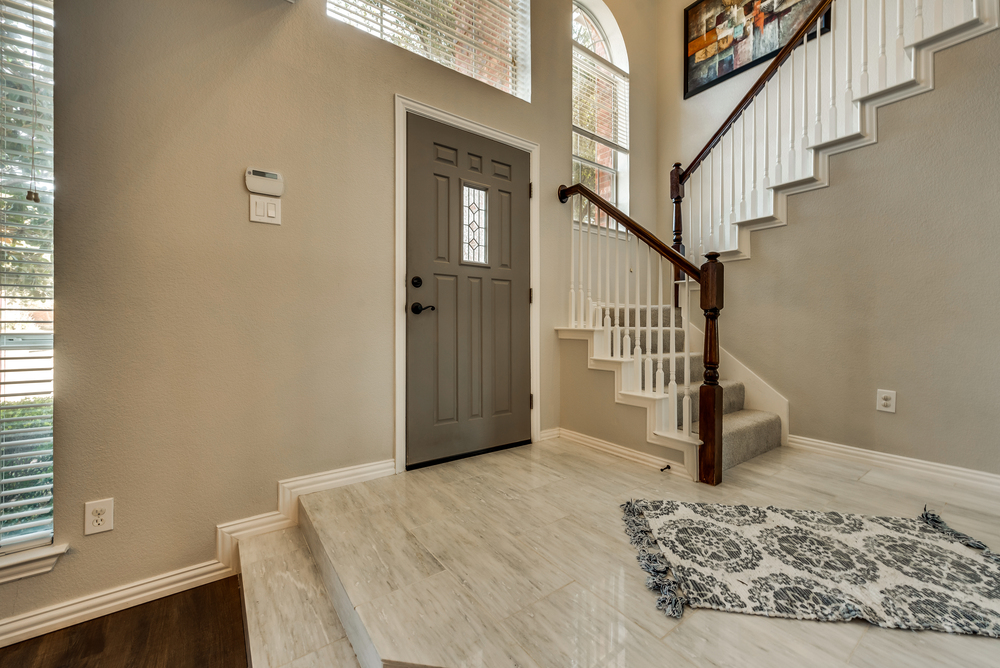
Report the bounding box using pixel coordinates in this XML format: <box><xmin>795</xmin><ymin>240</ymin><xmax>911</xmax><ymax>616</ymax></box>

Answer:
<box><xmin>0</xmin><ymin>576</ymin><xmax>247</xmax><ymax>668</ymax></box>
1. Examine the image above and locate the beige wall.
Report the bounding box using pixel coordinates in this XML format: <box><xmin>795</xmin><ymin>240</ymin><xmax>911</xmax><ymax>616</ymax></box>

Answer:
<box><xmin>653</xmin><ymin>2</ymin><xmax>1000</xmax><ymax>474</ymax></box>
<box><xmin>0</xmin><ymin>0</ymin><xmax>661</xmax><ymax>621</ymax></box>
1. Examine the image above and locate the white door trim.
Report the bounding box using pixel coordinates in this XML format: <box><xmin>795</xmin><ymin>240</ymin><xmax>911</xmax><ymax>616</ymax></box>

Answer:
<box><xmin>394</xmin><ymin>95</ymin><xmax>541</xmax><ymax>474</ymax></box>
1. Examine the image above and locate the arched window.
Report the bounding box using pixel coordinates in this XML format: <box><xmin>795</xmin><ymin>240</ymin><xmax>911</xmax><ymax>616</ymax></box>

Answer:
<box><xmin>571</xmin><ymin>2</ymin><xmax>629</xmax><ymax>215</ymax></box>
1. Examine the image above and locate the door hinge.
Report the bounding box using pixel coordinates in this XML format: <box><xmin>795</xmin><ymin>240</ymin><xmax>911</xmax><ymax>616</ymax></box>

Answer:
<box><xmin>529</xmin><ymin>393</ymin><xmax>534</xmax><ymax>409</ymax></box>
<box><xmin>529</xmin><ymin>288</ymin><xmax>533</xmax><ymax>304</ymax></box>
<box><xmin>529</xmin><ymin>182</ymin><xmax>533</xmax><ymax>199</ymax></box>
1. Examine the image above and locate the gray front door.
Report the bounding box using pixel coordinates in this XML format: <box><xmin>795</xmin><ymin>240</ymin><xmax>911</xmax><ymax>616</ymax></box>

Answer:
<box><xmin>406</xmin><ymin>114</ymin><xmax>531</xmax><ymax>468</ymax></box>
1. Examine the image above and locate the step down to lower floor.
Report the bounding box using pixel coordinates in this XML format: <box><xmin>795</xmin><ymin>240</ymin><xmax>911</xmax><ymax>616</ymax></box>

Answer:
<box><xmin>239</xmin><ymin>526</ymin><xmax>361</xmax><ymax>668</ymax></box>
<box><xmin>686</xmin><ymin>408</ymin><xmax>782</xmax><ymax>471</ymax></box>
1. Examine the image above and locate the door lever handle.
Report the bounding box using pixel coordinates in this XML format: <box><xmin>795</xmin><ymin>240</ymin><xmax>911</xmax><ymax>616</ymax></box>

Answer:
<box><xmin>411</xmin><ymin>302</ymin><xmax>436</xmax><ymax>314</ymax></box>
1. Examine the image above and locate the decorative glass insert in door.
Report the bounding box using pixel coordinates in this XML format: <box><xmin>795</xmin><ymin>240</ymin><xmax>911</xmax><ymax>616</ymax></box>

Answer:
<box><xmin>462</xmin><ymin>184</ymin><xmax>488</xmax><ymax>265</ymax></box>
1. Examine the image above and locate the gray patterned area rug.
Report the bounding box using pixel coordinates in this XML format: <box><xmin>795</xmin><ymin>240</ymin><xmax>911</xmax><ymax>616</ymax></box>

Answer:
<box><xmin>622</xmin><ymin>500</ymin><xmax>1000</xmax><ymax>636</ymax></box>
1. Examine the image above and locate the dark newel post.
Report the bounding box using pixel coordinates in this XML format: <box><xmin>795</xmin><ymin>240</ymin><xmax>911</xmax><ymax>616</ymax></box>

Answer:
<box><xmin>670</xmin><ymin>163</ymin><xmax>685</xmax><ymax>306</ymax></box>
<box><xmin>699</xmin><ymin>252</ymin><xmax>724</xmax><ymax>485</ymax></box>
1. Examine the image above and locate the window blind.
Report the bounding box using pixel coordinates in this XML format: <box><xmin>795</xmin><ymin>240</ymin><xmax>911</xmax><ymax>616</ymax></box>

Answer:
<box><xmin>327</xmin><ymin>0</ymin><xmax>531</xmax><ymax>101</ymax></box>
<box><xmin>0</xmin><ymin>0</ymin><xmax>54</xmax><ymax>556</ymax></box>
<box><xmin>572</xmin><ymin>44</ymin><xmax>628</xmax><ymax>154</ymax></box>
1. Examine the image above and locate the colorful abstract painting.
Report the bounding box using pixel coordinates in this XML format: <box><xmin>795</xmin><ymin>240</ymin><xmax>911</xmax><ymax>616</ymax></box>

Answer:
<box><xmin>685</xmin><ymin>0</ymin><xmax>829</xmax><ymax>98</ymax></box>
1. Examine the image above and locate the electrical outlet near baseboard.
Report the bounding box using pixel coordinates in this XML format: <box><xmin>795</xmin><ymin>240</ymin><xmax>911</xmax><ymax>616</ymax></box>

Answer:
<box><xmin>876</xmin><ymin>389</ymin><xmax>896</xmax><ymax>414</ymax></box>
<box><xmin>84</xmin><ymin>498</ymin><xmax>114</xmax><ymax>535</ymax></box>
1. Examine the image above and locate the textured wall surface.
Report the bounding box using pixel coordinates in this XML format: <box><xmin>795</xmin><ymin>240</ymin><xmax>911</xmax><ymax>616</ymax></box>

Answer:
<box><xmin>0</xmin><ymin>0</ymin><xmax>660</xmax><ymax>622</ymax></box>
<box><xmin>654</xmin><ymin>4</ymin><xmax>1000</xmax><ymax>474</ymax></box>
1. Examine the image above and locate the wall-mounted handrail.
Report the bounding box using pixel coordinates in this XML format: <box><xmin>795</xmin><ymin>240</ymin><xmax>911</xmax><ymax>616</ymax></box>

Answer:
<box><xmin>558</xmin><ymin>184</ymin><xmax>702</xmax><ymax>282</ymax></box>
<box><xmin>557</xmin><ymin>183</ymin><xmax>725</xmax><ymax>485</ymax></box>
<box><xmin>678</xmin><ymin>0</ymin><xmax>836</xmax><ymax>184</ymax></box>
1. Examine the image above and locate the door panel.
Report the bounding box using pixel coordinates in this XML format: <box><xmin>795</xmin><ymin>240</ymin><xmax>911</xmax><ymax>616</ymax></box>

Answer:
<box><xmin>406</xmin><ymin>114</ymin><xmax>530</xmax><ymax>467</ymax></box>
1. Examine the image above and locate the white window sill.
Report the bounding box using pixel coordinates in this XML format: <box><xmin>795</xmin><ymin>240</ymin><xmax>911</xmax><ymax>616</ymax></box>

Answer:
<box><xmin>0</xmin><ymin>543</ymin><xmax>69</xmax><ymax>585</ymax></box>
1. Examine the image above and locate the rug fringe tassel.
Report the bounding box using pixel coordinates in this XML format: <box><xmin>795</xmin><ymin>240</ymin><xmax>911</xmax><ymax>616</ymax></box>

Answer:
<box><xmin>621</xmin><ymin>500</ymin><xmax>686</xmax><ymax>618</ymax></box>
<box><xmin>919</xmin><ymin>506</ymin><xmax>1000</xmax><ymax>564</ymax></box>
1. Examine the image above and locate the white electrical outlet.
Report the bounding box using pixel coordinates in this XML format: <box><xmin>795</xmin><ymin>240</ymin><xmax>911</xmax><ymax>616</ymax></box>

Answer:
<box><xmin>876</xmin><ymin>389</ymin><xmax>896</xmax><ymax>414</ymax></box>
<box><xmin>84</xmin><ymin>498</ymin><xmax>114</xmax><ymax>535</ymax></box>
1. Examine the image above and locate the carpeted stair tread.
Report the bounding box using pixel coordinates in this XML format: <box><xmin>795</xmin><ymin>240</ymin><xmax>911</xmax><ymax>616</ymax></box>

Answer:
<box><xmin>675</xmin><ymin>379</ymin><xmax>744</xmax><ymax>423</ymax></box>
<box><xmin>719</xmin><ymin>409</ymin><xmax>782</xmax><ymax>470</ymax></box>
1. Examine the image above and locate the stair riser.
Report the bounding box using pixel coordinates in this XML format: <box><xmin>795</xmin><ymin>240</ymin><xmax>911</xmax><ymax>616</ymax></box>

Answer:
<box><xmin>675</xmin><ymin>381</ymin><xmax>745</xmax><ymax>425</ymax></box>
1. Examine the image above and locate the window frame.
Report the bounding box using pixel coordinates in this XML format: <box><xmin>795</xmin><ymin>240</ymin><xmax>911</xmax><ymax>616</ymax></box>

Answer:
<box><xmin>571</xmin><ymin>1</ymin><xmax>629</xmax><ymax>225</ymax></box>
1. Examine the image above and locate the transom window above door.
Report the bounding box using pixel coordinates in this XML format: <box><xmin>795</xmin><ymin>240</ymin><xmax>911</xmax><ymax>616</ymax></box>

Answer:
<box><xmin>327</xmin><ymin>0</ymin><xmax>532</xmax><ymax>101</ymax></box>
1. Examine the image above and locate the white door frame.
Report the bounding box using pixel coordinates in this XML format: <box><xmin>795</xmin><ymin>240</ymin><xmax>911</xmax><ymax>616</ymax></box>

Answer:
<box><xmin>394</xmin><ymin>95</ymin><xmax>541</xmax><ymax>474</ymax></box>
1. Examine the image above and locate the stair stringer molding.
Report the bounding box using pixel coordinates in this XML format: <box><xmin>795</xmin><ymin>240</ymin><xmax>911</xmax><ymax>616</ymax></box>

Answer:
<box><xmin>710</xmin><ymin>1</ymin><xmax>999</xmax><ymax>263</ymax></box>
<box><xmin>556</xmin><ymin>293</ymin><xmax>789</xmax><ymax>481</ymax></box>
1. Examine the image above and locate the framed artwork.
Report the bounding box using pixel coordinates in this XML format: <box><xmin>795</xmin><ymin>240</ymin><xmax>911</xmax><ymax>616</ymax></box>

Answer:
<box><xmin>684</xmin><ymin>0</ymin><xmax>830</xmax><ymax>99</ymax></box>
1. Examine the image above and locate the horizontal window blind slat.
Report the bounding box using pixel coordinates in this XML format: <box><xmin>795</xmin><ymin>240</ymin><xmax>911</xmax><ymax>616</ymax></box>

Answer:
<box><xmin>326</xmin><ymin>0</ymin><xmax>529</xmax><ymax>100</ymax></box>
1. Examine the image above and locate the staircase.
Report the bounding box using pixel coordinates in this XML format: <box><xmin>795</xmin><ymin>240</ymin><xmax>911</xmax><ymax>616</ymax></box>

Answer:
<box><xmin>556</xmin><ymin>305</ymin><xmax>782</xmax><ymax>474</ymax></box>
<box><xmin>676</xmin><ymin>0</ymin><xmax>998</xmax><ymax>263</ymax></box>
<box><xmin>559</xmin><ymin>0</ymin><xmax>998</xmax><ymax>484</ymax></box>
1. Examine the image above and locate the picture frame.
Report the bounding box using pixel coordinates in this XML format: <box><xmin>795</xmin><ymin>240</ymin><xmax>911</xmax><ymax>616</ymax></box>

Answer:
<box><xmin>684</xmin><ymin>0</ymin><xmax>831</xmax><ymax>99</ymax></box>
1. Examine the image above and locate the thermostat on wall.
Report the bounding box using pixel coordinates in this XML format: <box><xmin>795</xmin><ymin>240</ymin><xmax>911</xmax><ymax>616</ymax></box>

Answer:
<box><xmin>245</xmin><ymin>168</ymin><xmax>285</xmax><ymax>197</ymax></box>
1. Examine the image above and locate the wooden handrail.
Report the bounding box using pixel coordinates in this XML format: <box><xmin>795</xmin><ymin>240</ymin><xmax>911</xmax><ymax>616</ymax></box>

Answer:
<box><xmin>558</xmin><ymin>183</ymin><xmax>702</xmax><ymax>283</ymax></box>
<box><xmin>679</xmin><ymin>0</ymin><xmax>836</xmax><ymax>184</ymax></box>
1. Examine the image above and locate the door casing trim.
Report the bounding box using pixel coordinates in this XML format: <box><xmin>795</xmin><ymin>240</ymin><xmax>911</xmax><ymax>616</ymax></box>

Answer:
<box><xmin>394</xmin><ymin>95</ymin><xmax>541</xmax><ymax>474</ymax></box>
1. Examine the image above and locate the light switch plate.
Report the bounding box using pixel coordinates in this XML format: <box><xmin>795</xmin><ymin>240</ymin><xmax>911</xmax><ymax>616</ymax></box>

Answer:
<box><xmin>250</xmin><ymin>194</ymin><xmax>281</xmax><ymax>225</ymax></box>
<box><xmin>876</xmin><ymin>389</ymin><xmax>896</xmax><ymax>413</ymax></box>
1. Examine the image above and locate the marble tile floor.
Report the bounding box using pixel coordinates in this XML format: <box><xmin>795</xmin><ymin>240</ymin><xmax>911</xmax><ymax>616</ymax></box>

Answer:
<box><xmin>243</xmin><ymin>438</ymin><xmax>1000</xmax><ymax>667</ymax></box>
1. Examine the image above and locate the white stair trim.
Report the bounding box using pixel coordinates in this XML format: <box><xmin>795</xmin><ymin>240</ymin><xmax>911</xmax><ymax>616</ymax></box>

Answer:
<box><xmin>787</xmin><ymin>434</ymin><xmax>1000</xmax><ymax>491</ymax></box>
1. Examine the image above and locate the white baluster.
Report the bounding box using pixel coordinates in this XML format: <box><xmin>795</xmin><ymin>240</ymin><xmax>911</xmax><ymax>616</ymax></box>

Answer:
<box><xmin>829</xmin><ymin>0</ymin><xmax>838</xmax><ymax>139</ymax></box>
<box><xmin>915</xmin><ymin>0</ymin><xmax>925</xmax><ymax>40</ymax></box>
<box><xmin>815</xmin><ymin>17</ymin><xmax>823</xmax><ymax>144</ymax></box>
<box><xmin>776</xmin><ymin>65</ymin><xmax>783</xmax><ymax>184</ymax></box>
<box><xmin>623</xmin><ymin>231</ymin><xmax>631</xmax><ymax>360</ymax></box>
<box><xmin>631</xmin><ymin>237</ymin><xmax>641</xmax><ymax>390</ymax></box>
<box><xmin>789</xmin><ymin>51</ymin><xmax>797</xmax><ymax>178</ymax></box>
<box><xmin>667</xmin><ymin>257</ymin><xmax>678</xmax><ymax>433</ymax></box>
<box><xmin>697</xmin><ymin>169</ymin><xmax>706</xmax><ymax>260</ymax></box>
<box><xmin>896</xmin><ymin>0</ymin><xmax>909</xmax><ymax>83</ymax></box>
<box><xmin>603</xmin><ymin>214</ymin><xmax>611</xmax><ymax>353</ymax></box>
<box><xmin>751</xmin><ymin>100</ymin><xmax>759</xmax><ymax>218</ymax></box>
<box><xmin>763</xmin><ymin>81</ymin><xmax>770</xmax><ymax>214</ymax></box>
<box><xmin>586</xmin><ymin>201</ymin><xmax>594</xmax><ymax>327</ymax></box>
<box><xmin>597</xmin><ymin>208</ymin><xmax>604</xmax><ymax>332</ymax></box>
<box><xmin>729</xmin><ymin>128</ymin><xmax>736</xmax><ymax>231</ymax></box>
<box><xmin>953</xmin><ymin>0</ymin><xmax>966</xmax><ymax>26</ymax></box>
<box><xmin>644</xmin><ymin>246</ymin><xmax>653</xmax><ymax>392</ymax></box>
<box><xmin>602</xmin><ymin>216</ymin><xmax>611</xmax><ymax>355</ymax></box>
<box><xmin>801</xmin><ymin>32</ymin><xmax>810</xmax><ymax>176</ymax></box>
<box><xmin>878</xmin><ymin>0</ymin><xmax>888</xmax><ymax>89</ymax></box>
<box><xmin>570</xmin><ymin>197</ymin><xmax>576</xmax><ymax>327</ymax></box>
<box><xmin>739</xmin><ymin>114</ymin><xmax>746</xmax><ymax>219</ymax></box>
<box><xmin>656</xmin><ymin>256</ymin><xmax>664</xmax><ymax>396</ymax></box>
<box><xmin>860</xmin><ymin>0</ymin><xmax>870</xmax><ymax>95</ymax></box>
<box><xmin>611</xmin><ymin>220</ymin><xmax>622</xmax><ymax>359</ymax></box>
<box><xmin>708</xmin><ymin>152</ymin><xmax>716</xmax><ymax>250</ymax></box>
<box><xmin>682</xmin><ymin>272</ymin><xmax>692</xmax><ymax>436</ymax></box>
<box><xmin>845</xmin><ymin>0</ymin><xmax>854</xmax><ymax>134</ymax></box>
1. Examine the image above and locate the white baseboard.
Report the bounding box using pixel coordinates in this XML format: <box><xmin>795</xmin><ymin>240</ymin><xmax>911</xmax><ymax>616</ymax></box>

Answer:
<box><xmin>536</xmin><ymin>428</ymin><xmax>561</xmax><ymax>441</ymax></box>
<box><xmin>0</xmin><ymin>459</ymin><xmax>396</xmax><ymax>649</ymax></box>
<box><xmin>0</xmin><ymin>559</ymin><xmax>233</xmax><ymax>648</ymax></box>
<box><xmin>787</xmin><ymin>435</ymin><xmax>1000</xmax><ymax>490</ymax></box>
<box><xmin>558</xmin><ymin>428</ymin><xmax>689</xmax><ymax>479</ymax></box>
